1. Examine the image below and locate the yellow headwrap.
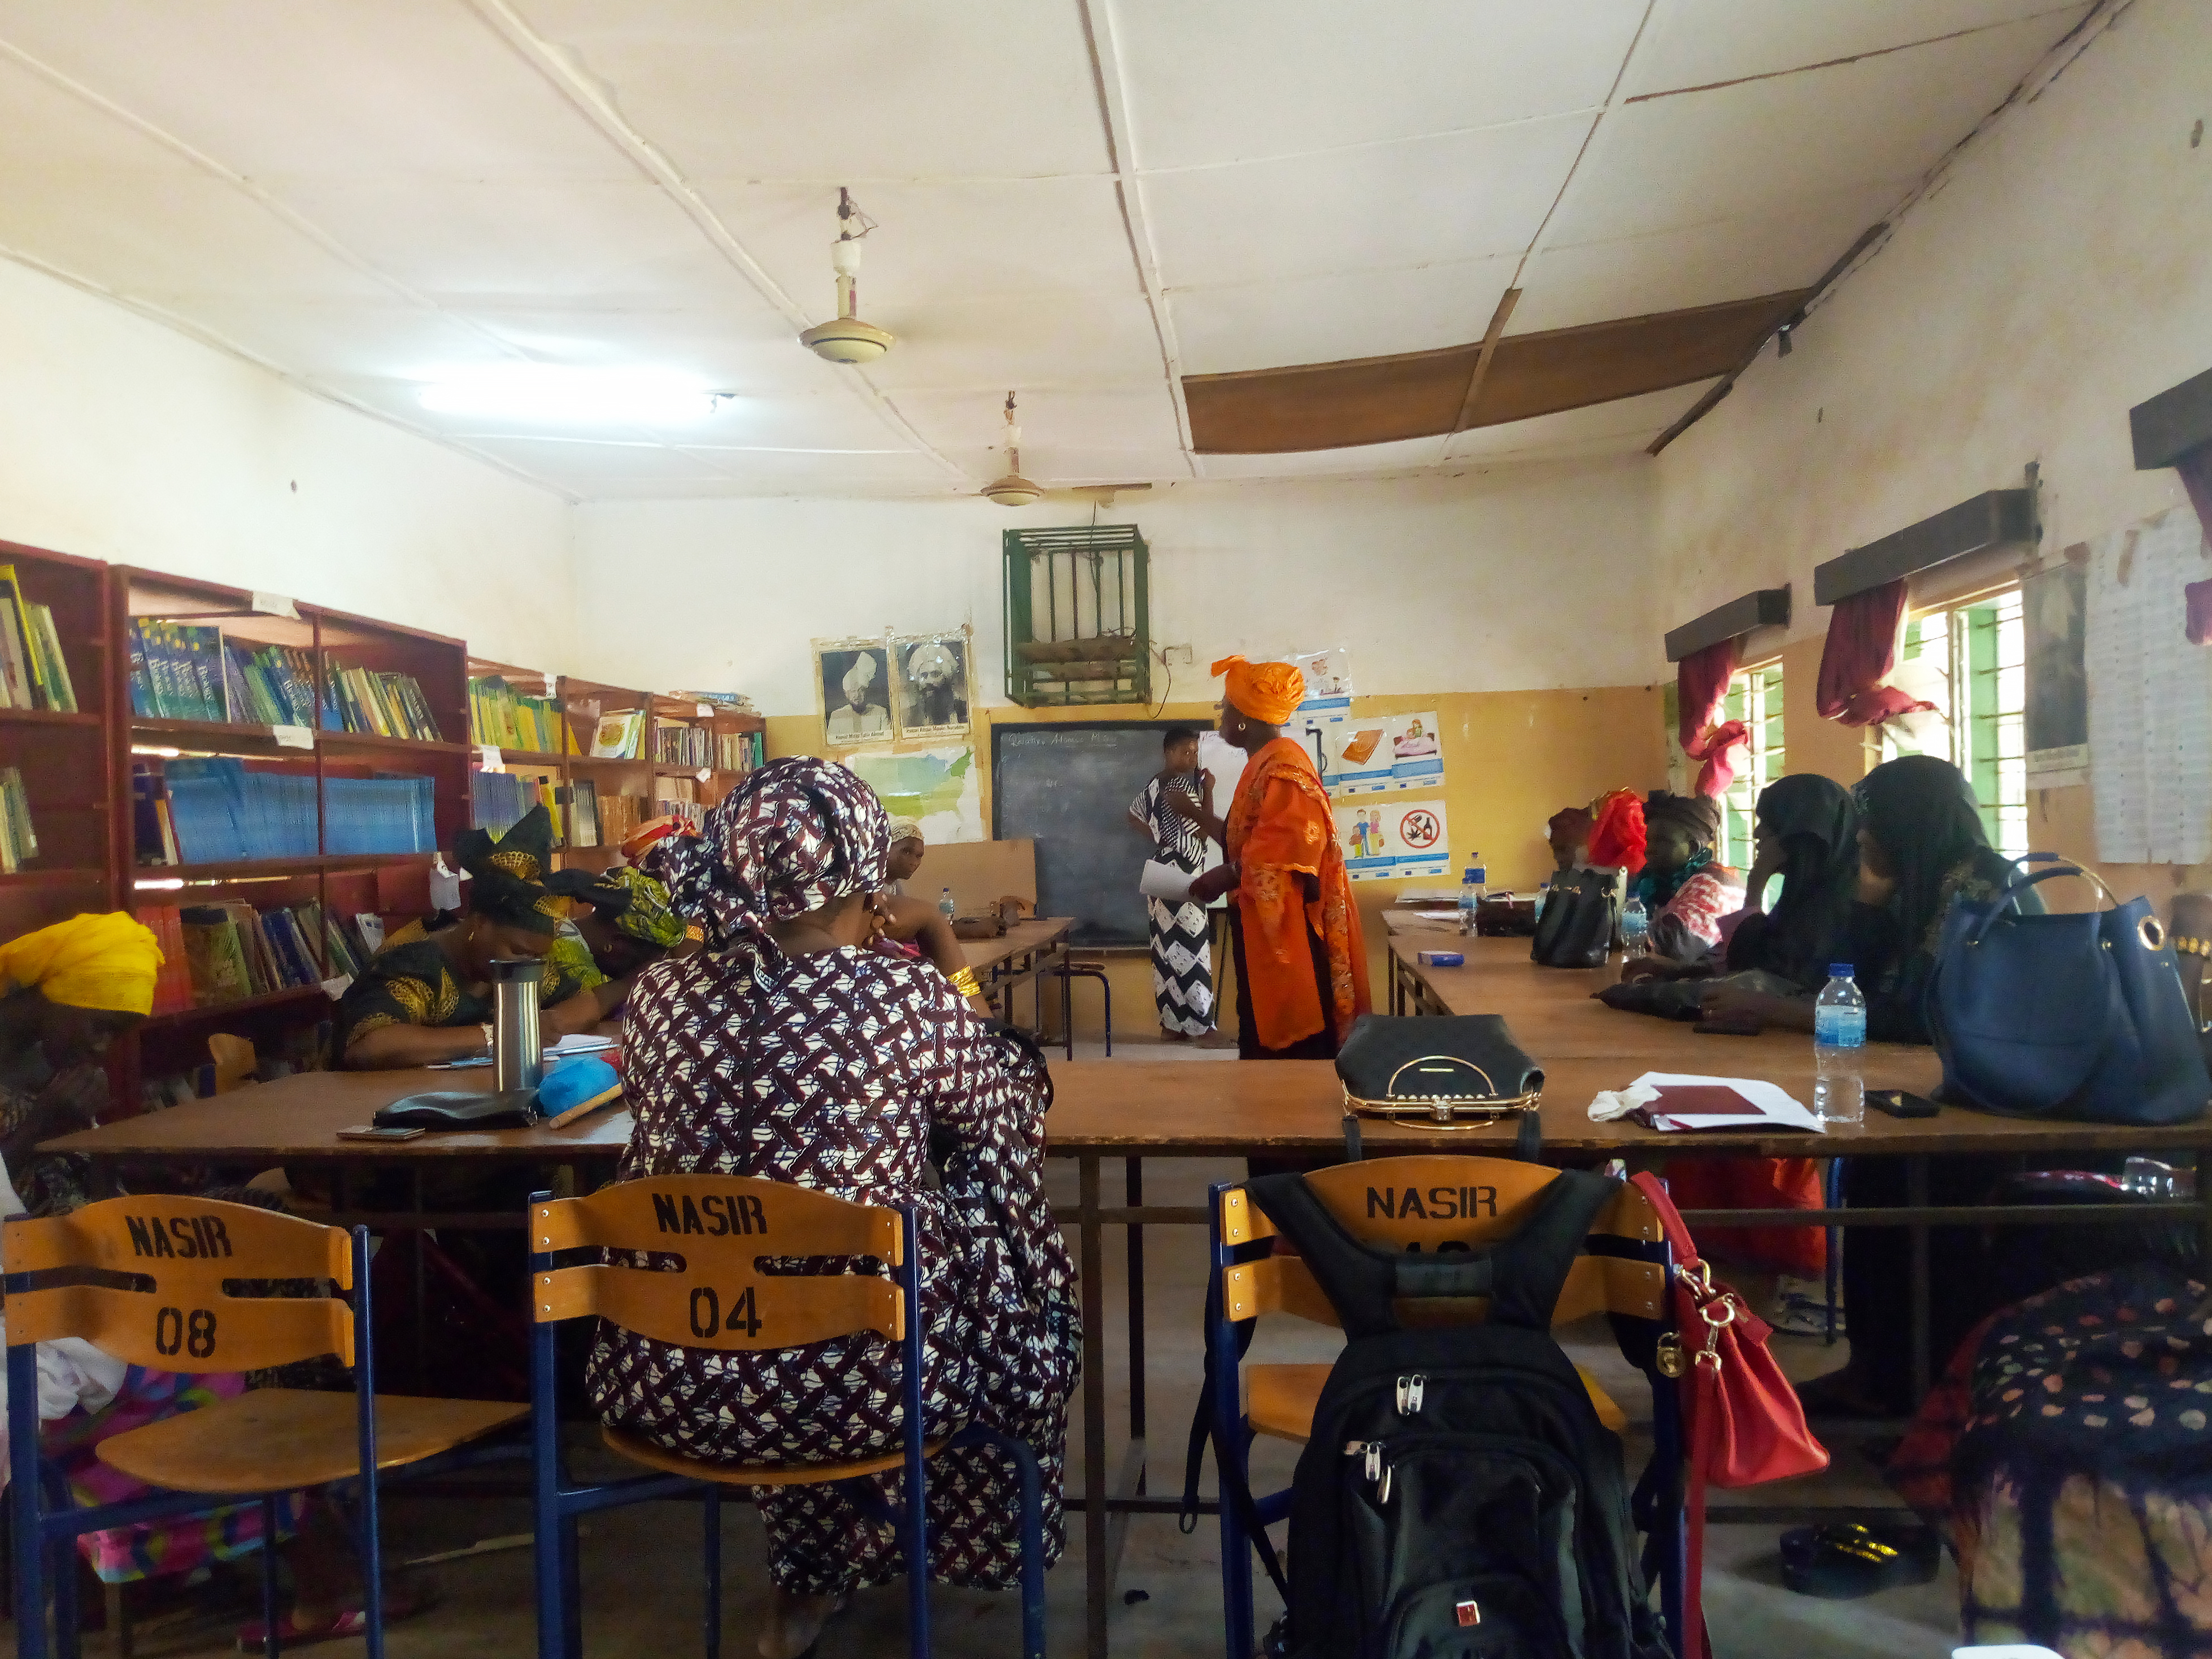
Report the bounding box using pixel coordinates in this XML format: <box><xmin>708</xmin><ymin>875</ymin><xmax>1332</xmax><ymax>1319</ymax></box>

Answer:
<box><xmin>1210</xmin><ymin>655</ymin><xmax>1306</xmax><ymax>726</ymax></box>
<box><xmin>0</xmin><ymin>913</ymin><xmax>164</xmax><ymax>1016</ymax></box>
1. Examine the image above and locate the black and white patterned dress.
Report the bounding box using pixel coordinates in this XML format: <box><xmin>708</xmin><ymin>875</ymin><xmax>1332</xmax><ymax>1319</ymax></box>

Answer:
<box><xmin>585</xmin><ymin>939</ymin><xmax>1077</xmax><ymax>1593</ymax></box>
<box><xmin>1130</xmin><ymin>773</ymin><xmax>1216</xmax><ymax>1036</ymax></box>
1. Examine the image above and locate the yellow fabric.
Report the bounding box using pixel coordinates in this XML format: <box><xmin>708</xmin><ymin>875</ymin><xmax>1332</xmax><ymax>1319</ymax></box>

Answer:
<box><xmin>0</xmin><ymin>913</ymin><xmax>164</xmax><ymax>1016</ymax></box>
<box><xmin>1210</xmin><ymin>655</ymin><xmax>1305</xmax><ymax>726</ymax></box>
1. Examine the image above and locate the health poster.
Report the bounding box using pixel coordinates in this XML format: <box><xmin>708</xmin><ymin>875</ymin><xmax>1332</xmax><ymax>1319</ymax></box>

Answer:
<box><xmin>1289</xmin><ymin>646</ymin><xmax>1352</xmax><ymax>715</ymax></box>
<box><xmin>1335</xmin><ymin>797</ymin><xmax>1450</xmax><ymax>881</ymax></box>
<box><xmin>1309</xmin><ymin>710</ymin><xmax>1445</xmax><ymax>795</ymax></box>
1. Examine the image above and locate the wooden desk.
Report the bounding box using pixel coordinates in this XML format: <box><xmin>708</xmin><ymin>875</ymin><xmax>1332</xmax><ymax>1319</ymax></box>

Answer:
<box><xmin>965</xmin><ymin>917</ymin><xmax>1077</xmax><ymax>1057</ymax></box>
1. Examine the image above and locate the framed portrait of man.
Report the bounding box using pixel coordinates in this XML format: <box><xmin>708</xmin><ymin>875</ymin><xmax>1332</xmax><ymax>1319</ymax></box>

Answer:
<box><xmin>890</xmin><ymin>628</ymin><xmax>973</xmax><ymax>742</ymax></box>
<box><xmin>814</xmin><ymin>637</ymin><xmax>894</xmax><ymax>748</ymax></box>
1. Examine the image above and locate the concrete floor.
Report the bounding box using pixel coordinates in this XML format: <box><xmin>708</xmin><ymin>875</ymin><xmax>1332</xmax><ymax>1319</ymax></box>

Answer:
<box><xmin>39</xmin><ymin>1036</ymin><xmax>1966</xmax><ymax>1659</ymax></box>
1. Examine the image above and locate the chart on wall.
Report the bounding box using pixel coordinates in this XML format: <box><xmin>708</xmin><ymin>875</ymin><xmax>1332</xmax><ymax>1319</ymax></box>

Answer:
<box><xmin>839</xmin><ymin>746</ymin><xmax>984</xmax><ymax>844</ymax></box>
<box><xmin>1304</xmin><ymin>710</ymin><xmax>1446</xmax><ymax>795</ymax></box>
<box><xmin>1334</xmin><ymin>797</ymin><xmax>1451</xmax><ymax>881</ymax></box>
<box><xmin>2085</xmin><ymin>505</ymin><xmax>2212</xmax><ymax>865</ymax></box>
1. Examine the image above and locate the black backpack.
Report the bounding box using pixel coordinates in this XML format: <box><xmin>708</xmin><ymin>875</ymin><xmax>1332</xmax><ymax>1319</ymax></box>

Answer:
<box><xmin>1244</xmin><ymin>1167</ymin><xmax>1670</xmax><ymax>1659</ymax></box>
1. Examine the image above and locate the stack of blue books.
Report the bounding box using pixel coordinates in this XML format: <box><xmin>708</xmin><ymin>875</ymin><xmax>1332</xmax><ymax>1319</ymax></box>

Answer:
<box><xmin>149</xmin><ymin>759</ymin><xmax>435</xmax><ymax>863</ymax></box>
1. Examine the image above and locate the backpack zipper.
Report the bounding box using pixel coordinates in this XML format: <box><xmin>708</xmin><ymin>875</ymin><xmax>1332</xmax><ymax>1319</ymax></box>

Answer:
<box><xmin>1349</xmin><ymin>1438</ymin><xmax>1393</xmax><ymax>1503</ymax></box>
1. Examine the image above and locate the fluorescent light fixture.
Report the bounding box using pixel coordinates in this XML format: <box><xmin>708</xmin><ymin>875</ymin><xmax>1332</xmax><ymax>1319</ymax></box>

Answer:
<box><xmin>417</xmin><ymin>367</ymin><xmax>726</xmax><ymax>424</ymax></box>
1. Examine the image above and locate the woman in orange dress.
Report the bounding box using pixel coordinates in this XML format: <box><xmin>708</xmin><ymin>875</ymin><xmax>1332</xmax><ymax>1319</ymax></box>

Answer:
<box><xmin>1179</xmin><ymin>656</ymin><xmax>1369</xmax><ymax>1059</ymax></box>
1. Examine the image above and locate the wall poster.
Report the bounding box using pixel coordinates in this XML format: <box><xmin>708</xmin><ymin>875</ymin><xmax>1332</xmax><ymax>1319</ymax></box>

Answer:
<box><xmin>1334</xmin><ymin>796</ymin><xmax>1451</xmax><ymax>881</ymax></box>
<box><xmin>813</xmin><ymin>635</ymin><xmax>894</xmax><ymax>748</ymax></box>
<box><xmin>2023</xmin><ymin>560</ymin><xmax>2089</xmax><ymax>789</ymax></box>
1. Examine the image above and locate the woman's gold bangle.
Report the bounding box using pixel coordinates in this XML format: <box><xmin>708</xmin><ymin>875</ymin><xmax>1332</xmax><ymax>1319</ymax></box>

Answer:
<box><xmin>948</xmin><ymin>966</ymin><xmax>982</xmax><ymax>997</ymax></box>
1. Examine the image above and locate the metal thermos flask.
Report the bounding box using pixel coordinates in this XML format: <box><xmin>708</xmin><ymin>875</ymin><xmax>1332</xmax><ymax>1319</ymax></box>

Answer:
<box><xmin>489</xmin><ymin>957</ymin><xmax>546</xmax><ymax>1092</ymax></box>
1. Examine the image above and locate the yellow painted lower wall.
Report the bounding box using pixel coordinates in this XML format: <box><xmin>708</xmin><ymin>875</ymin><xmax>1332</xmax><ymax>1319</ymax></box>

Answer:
<box><xmin>768</xmin><ymin>686</ymin><xmax>1667</xmax><ymax>1040</ymax></box>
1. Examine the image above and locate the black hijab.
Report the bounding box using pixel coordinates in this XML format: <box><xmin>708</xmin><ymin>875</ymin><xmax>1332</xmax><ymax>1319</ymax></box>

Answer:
<box><xmin>1727</xmin><ymin>773</ymin><xmax>1860</xmax><ymax>990</ymax></box>
<box><xmin>1853</xmin><ymin>755</ymin><xmax>1989</xmax><ymax>953</ymax></box>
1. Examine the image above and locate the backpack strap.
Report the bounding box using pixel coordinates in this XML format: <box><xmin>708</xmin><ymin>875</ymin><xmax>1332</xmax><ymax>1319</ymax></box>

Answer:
<box><xmin>1245</xmin><ymin>1166</ymin><xmax>1622</xmax><ymax>1336</ymax></box>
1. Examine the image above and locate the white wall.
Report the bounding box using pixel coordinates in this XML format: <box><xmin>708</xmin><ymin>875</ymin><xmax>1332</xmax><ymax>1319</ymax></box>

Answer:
<box><xmin>0</xmin><ymin>259</ymin><xmax>575</xmax><ymax>668</ymax></box>
<box><xmin>1651</xmin><ymin>0</ymin><xmax>2212</xmax><ymax>643</ymax></box>
<box><xmin>571</xmin><ymin>459</ymin><xmax>1660</xmax><ymax>712</ymax></box>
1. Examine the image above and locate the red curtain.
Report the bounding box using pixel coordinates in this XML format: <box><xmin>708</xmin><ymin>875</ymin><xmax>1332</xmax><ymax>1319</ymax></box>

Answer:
<box><xmin>2182</xmin><ymin>444</ymin><xmax>2212</xmax><ymax>645</ymax></box>
<box><xmin>1815</xmin><ymin>578</ymin><xmax>1935</xmax><ymax>726</ymax></box>
<box><xmin>1676</xmin><ymin>638</ymin><xmax>1748</xmax><ymax>798</ymax></box>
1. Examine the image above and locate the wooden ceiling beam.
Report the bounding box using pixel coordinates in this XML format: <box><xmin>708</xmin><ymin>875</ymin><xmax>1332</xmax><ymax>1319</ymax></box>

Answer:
<box><xmin>1449</xmin><ymin>286</ymin><xmax>1522</xmax><ymax>436</ymax></box>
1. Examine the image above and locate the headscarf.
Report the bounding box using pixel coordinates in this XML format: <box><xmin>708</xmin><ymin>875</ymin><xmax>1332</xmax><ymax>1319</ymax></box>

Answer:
<box><xmin>905</xmin><ymin>643</ymin><xmax>956</xmax><ymax>686</ymax></box>
<box><xmin>1586</xmin><ymin>789</ymin><xmax>1647</xmax><ymax>872</ymax></box>
<box><xmin>642</xmin><ymin>756</ymin><xmax>889</xmax><ymax>951</ymax></box>
<box><xmin>455</xmin><ymin>804</ymin><xmax>565</xmax><ymax>935</ymax></box>
<box><xmin>0</xmin><ymin>913</ymin><xmax>162</xmax><ymax>1016</ymax></box>
<box><xmin>1210</xmin><ymin>655</ymin><xmax>1304</xmax><ymax>726</ymax></box>
<box><xmin>1853</xmin><ymin>755</ymin><xmax>1991</xmax><ymax>953</ymax></box>
<box><xmin>1726</xmin><ymin>774</ymin><xmax>1861</xmax><ymax>990</ymax></box>
<box><xmin>545</xmin><ymin>864</ymin><xmax>690</xmax><ymax>948</ymax></box>
<box><xmin>1631</xmin><ymin>791</ymin><xmax>1723</xmax><ymax>907</ymax></box>
<box><xmin>886</xmin><ymin>816</ymin><xmax>924</xmax><ymax>848</ymax></box>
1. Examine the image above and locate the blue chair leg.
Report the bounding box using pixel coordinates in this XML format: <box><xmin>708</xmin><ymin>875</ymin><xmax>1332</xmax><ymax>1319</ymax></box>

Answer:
<box><xmin>561</xmin><ymin>1520</ymin><xmax>584</xmax><ymax>1659</ymax></box>
<box><xmin>703</xmin><ymin>1487</ymin><xmax>722</xmax><ymax>1659</ymax></box>
<box><xmin>259</xmin><ymin>1495</ymin><xmax>281</xmax><ymax>1659</ymax></box>
<box><xmin>51</xmin><ymin>1531</ymin><xmax>79</xmax><ymax>1659</ymax></box>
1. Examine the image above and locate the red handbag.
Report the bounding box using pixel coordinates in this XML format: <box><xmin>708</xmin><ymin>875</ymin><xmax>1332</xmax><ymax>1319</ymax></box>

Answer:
<box><xmin>1631</xmin><ymin>1172</ymin><xmax>1828</xmax><ymax>1659</ymax></box>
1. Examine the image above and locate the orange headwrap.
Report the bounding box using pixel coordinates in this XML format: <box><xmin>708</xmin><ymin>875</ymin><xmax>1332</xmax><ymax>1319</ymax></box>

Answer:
<box><xmin>1211</xmin><ymin>655</ymin><xmax>1305</xmax><ymax>726</ymax></box>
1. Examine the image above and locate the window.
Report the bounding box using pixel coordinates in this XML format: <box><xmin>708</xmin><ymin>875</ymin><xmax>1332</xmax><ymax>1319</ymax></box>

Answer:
<box><xmin>1716</xmin><ymin>663</ymin><xmax>1784</xmax><ymax>871</ymax></box>
<box><xmin>1880</xmin><ymin>589</ymin><xmax>2028</xmax><ymax>857</ymax></box>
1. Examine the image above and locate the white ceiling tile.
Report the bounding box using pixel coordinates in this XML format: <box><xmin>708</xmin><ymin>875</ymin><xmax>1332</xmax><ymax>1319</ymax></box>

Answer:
<box><xmin>455</xmin><ymin>304</ymin><xmax>808</xmax><ymax>381</ymax></box>
<box><xmin>1140</xmin><ymin>115</ymin><xmax>1592</xmax><ymax>291</ymax></box>
<box><xmin>1198</xmin><ymin>437</ymin><xmax>1449</xmax><ymax>480</ymax></box>
<box><xmin>1112</xmin><ymin>0</ymin><xmax>1648</xmax><ymax>171</ymax></box>
<box><xmin>508</xmin><ymin>0</ymin><xmax>1113</xmax><ymax>180</ymax></box>
<box><xmin>1620</xmin><ymin>0</ymin><xmax>2089</xmax><ymax>100</ymax></box>
<box><xmin>655</xmin><ymin>445</ymin><xmax>957</xmax><ymax>494</ymax></box>
<box><xmin>856</xmin><ymin>293</ymin><xmax>1167</xmax><ymax>393</ymax></box>
<box><xmin>261</xmin><ymin>178</ymin><xmax>780</xmax><ymax>307</ymax></box>
<box><xmin>1171</xmin><ymin>255</ymin><xmax>1521</xmax><ymax>375</ymax></box>
<box><xmin>1549</xmin><ymin>13</ymin><xmax>2093</xmax><ymax>246</ymax></box>
<box><xmin>452</xmin><ymin>435</ymin><xmax>760</xmax><ymax>489</ymax></box>
<box><xmin>891</xmin><ymin>385</ymin><xmax>1185</xmax><ymax>463</ymax></box>
<box><xmin>1507</xmin><ymin>187</ymin><xmax>1901</xmax><ymax>333</ymax></box>
<box><xmin>163</xmin><ymin>304</ymin><xmax>511</xmax><ymax>382</ymax></box>
<box><xmin>0</xmin><ymin>0</ymin><xmax>633</xmax><ymax>180</ymax></box>
<box><xmin>695</xmin><ymin>177</ymin><xmax>1140</xmax><ymax>316</ymax></box>
<box><xmin>1442</xmin><ymin>382</ymin><xmax>1716</xmax><ymax>459</ymax></box>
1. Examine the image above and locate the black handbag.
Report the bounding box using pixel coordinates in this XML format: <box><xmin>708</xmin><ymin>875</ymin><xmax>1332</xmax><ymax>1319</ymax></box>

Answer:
<box><xmin>1927</xmin><ymin>856</ymin><xmax>2210</xmax><ymax>1126</ymax></box>
<box><xmin>1530</xmin><ymin>865</ymin><xmax>1618</xmax><ymax>969</ymax></box>
<box><xmin>1334</xmin><ymin>1014</ymin><xmax>1545</xmax><ymax>1161</ymax></box>
<box><xmin>375</xmin><ymin>1089</ymin><xmax>541</xmax><ymax>1130</ymax></box>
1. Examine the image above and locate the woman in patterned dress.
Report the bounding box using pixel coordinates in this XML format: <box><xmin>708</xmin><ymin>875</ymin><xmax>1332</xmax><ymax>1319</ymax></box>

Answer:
<box><xmin>1630</xmin><ymin>791</ymin><xmax>1744</xmax><ymax>960</ymax></box>
<box><xmin>587</xmin><ymin>758</ymin><xmax>1078</xmax><ymax>1659</ymax></box>
<box><xmin>1127</xmin><ymin>727</ymin><xmax>1218</xmax><ymax>1039</ymax></box>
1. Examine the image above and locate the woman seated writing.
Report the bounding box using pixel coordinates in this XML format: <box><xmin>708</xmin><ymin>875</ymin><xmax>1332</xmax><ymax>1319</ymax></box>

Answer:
<box><xmin>1630</xmin><ymin>791</ymin><xmax>1743</xmax><ymax>961</ymax></box>
<box><xmin>589</xmin><ymin>759</ymin><xmax>1076</xmax><ymax>1659</ymax></box>
<box><xmin>336</xmin><ymin>806</ymin><xmax>620</xmax><ymax>1068</ymax></box>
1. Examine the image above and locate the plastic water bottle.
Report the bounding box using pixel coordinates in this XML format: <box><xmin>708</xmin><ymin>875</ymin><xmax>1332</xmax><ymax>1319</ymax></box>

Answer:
<box><xmin>1534</xmin><ymin>881</ymin><xmax>1550</xmax><ymax>920</ymax></box>
<box><xmin>1814</xmin><ymin>964</ymin><xmax>1868</xmax><ymax>1125</ymax></box>
<box><xmin>939</xmin><ymin>886</ymin><xmax>957</xmax><ymax>921</ymax></box>
<box><xmin>1458</xmin><ymin>866</ymin><xmax>1486</xmax><ymax>935</ymax></box>
<box><xmin>1620</xmin><ymin>896</ymin><xmax>1649</xmax><ymax>956</ymax></box>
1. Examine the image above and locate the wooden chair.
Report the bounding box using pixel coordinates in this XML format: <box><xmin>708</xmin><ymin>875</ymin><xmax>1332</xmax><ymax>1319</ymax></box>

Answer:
<box><xmin>206</xmin><ymin>1034</ymin><xmax>258</xmax><ymax>1095</ymax></box>
<box><xmin>528</xmin><ymin>1175</ymin><xmax>1047</xmax><ymax>1659</ymax></box>
<box><xmin>3</xmin><ymin>1197</ymin><xmax>529</xmax><ymax>1659</ymax></box>
<box><xmin>1203</xmin><ymin>1155</ymin><xmax>1684</xmax><ymax>1659</ymax></box>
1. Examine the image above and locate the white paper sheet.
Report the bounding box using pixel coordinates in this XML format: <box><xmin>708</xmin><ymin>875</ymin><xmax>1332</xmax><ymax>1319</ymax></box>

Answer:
<box><xmin>1139</xmin><ymin>859</ymin><xmax>1195</xmax><ymax>903</ymax></box>
<box><xmin>2086</xmin><ymin>507</ymin><xmax>2212</xmax><ymax>864</ymax></box>
<box><xmin>1625</xmin><ymin>1072</ymin><xmax>1824</xmax><ymax>1134</ymax></box>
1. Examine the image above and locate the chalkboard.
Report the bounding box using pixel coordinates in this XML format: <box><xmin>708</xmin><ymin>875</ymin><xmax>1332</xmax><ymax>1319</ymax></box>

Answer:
<box><xmin>994</xmin><ymin>721</ymin><xmax>1211</xmax><ymax>948</ymax></box>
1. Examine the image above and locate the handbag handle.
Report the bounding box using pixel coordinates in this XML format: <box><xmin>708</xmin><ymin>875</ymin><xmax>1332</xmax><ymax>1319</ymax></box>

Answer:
<box><xmin>1968</xmin><ymin>855</ymin><xmax>2120</xmax><ymax>947</ymax></box>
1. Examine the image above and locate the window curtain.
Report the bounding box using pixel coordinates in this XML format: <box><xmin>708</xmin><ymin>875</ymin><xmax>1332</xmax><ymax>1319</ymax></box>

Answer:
<box><xmin>1815</xmin><ymin>578</ymin><xmax>1935</xmax><ymax>726</ymax></box>
<box><xmin>1675</xmin><ymin>638</ymin><xmax>1748</xmax><ymax>798</ymax></box>
<box><xmin>2180</xmin><ymin>442</ymin><xmax>2212</xmax><ymax>645</ymax></box>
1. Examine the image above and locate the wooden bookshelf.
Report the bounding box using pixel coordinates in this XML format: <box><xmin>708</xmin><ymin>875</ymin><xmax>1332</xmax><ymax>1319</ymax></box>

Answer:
<box><xmin>0</xmin><ymin>551</ymin><xmax>762</xmax><ymax>1121</ymax></box>
<box><xmin>0</xmin><ymin>540</ymin><xmax>116</xmax><ymax>938</ymax></box>
<box><xmin>107</xmin><ymin>569</ymin><xmax>464</xmax><ymax>1113</ymax></box>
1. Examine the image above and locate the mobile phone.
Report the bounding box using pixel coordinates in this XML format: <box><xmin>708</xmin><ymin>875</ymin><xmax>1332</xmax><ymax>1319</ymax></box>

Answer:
<box><xmin>337</xmin><ymin>1125</ymin><xmax>427</xmax><ymax>1141</ymax></box>
<box><xmin>1866</xmin><ymin>1090</ymin><xmax>1939</xmax><ymax>1118</ymax></box>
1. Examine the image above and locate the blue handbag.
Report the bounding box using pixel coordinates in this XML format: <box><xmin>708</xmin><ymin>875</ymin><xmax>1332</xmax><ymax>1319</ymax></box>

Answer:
<box><xmin>1928</xmin><ymin>856</ymin><xmax>2210</xmax><ymax>1125</ymax></box>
